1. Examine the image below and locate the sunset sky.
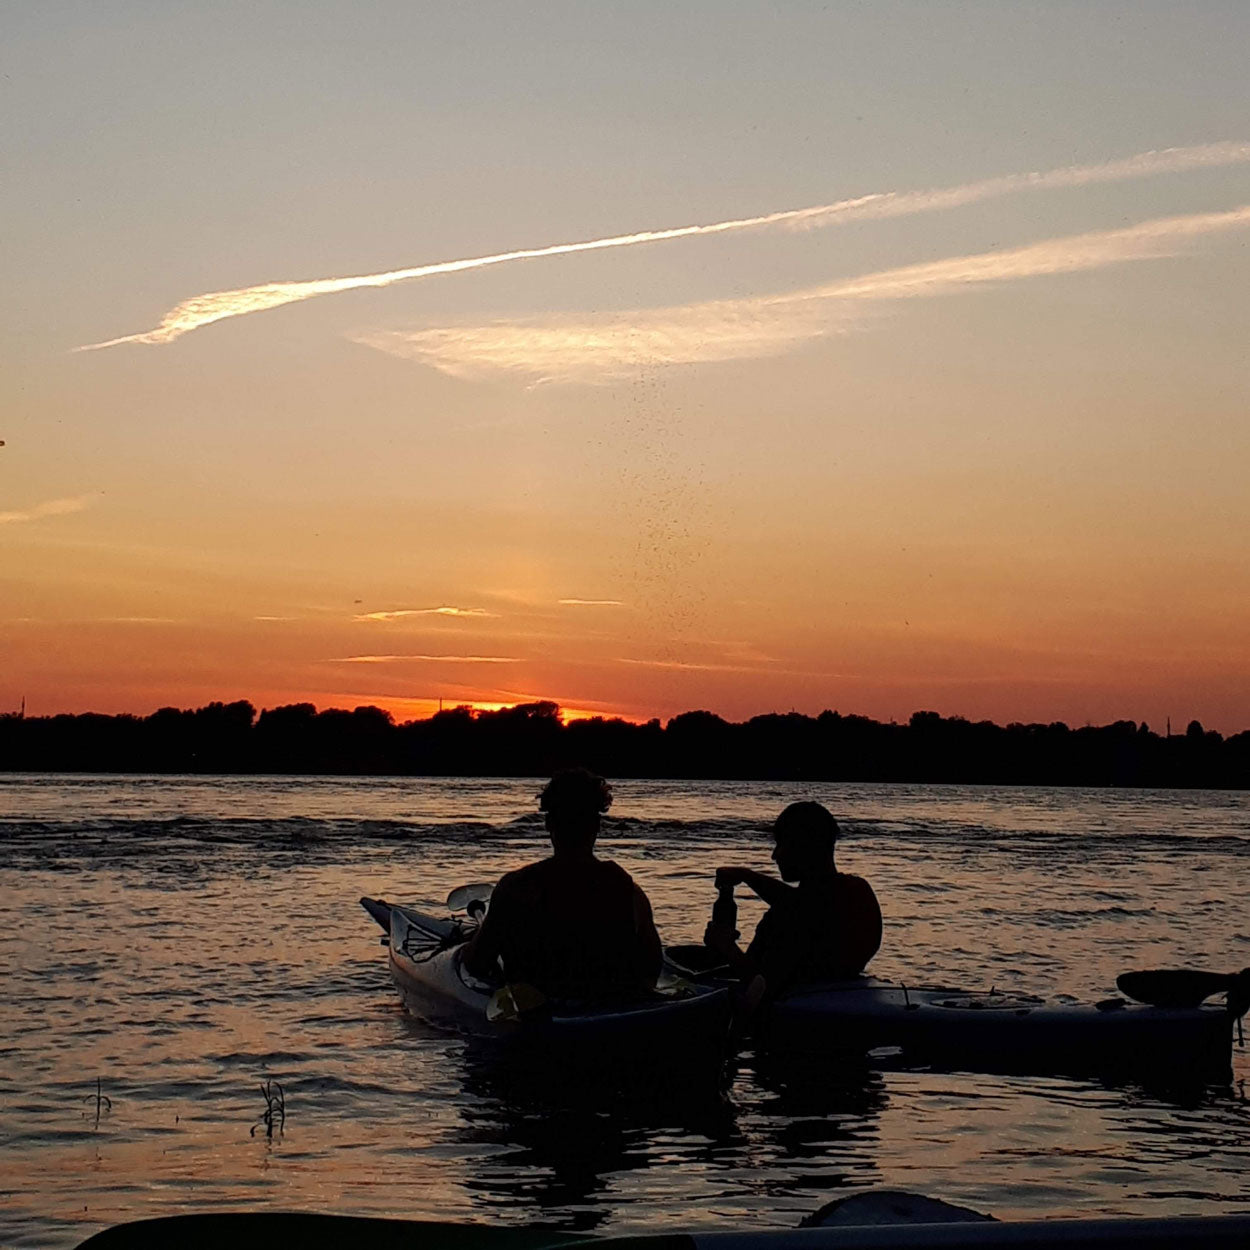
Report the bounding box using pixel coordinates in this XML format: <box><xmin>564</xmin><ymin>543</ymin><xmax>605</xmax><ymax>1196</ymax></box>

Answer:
<box><xmin>4</xmin><ymin>3</ymin><xmax>1250</xmax><ymax>731</ymax></box>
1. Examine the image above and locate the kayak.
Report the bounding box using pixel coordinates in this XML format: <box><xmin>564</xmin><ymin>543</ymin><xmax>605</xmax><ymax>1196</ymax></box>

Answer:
<box><xmin>363</xmin><ymin>898</ymin><xmax>1246</xmax><ymax>1079</ymax></box>
<box><xmin>658</xmin><ymin>945</ymin><xmax>1248</xmax><ymax>1080</ymax></box>
<box><xmin>758</xmin><ymin>976</ymin><xmax>1244</xmax><ymax>1079</ymax></box>
<box><xmin>360</xmin><ymin>897</ymin><xmax>731</xmax><ymax>1047</ymax></box>
<box><xmin>75</xmin><ymin>1209</ymin><xmax>1250</xmax><ymax>1249</ymax></box>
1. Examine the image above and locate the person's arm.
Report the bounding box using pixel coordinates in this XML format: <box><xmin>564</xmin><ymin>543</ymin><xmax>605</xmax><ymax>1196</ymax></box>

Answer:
<box><xmin>706</xmin><ymin>891</ymin><xmax>801</xmax><ymax>1007</ymax></box>
<box><xmin>702</xmin><ymin>919</ymin><xmax>769</xmax><ymax>1014</ymax></box>
<box><xmin>632</xmin><ymin>884</ymin><xmax>664</xmax><ymax>988</ymax></box>
<box><xmin>462</xmin><ymin>879</ymin><xmax>509</xmax><ymax>980</ymax></box>
<box><xmin>715</xmin><ymin>866</ymin><xmax>793</xmax><ymax>908</ymax></box>
<box><xmin>702</xmin><ymin>921</ymin><xmax>753</xmax><ymax>974</ymax></box>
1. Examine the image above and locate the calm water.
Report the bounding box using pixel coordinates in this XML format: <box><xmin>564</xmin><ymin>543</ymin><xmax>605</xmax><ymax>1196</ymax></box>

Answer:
<box><xmin>1</xmin><ymin>775</ymin><xmax>1248</xmax><ymax>1248</ymax></box>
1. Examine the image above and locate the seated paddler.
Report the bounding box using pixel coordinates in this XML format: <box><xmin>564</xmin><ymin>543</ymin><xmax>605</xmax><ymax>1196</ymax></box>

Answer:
<box><xmin>703</xmin><ymin>800</ymin><xmax>881</xmax><ymax>1004</ymax></box>
<box><xmin>462</xmin><ymin>768</ymin><xmax>663</xmax><ymax>1001</ymax></box>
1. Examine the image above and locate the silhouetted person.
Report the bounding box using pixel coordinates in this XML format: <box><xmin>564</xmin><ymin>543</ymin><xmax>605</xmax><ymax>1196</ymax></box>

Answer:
<box><xmin>704</xmin><ymin>801</ymin><xmax>881</xmax><ymax>1003</ymax></box>
<box><xmin>464</xmin><ymin>768</ymin><xmax>663</xmax><ymax>1000</ymax></box>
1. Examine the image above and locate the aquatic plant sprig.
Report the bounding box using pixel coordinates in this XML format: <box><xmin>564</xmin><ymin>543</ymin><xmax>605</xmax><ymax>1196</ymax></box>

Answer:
<box><xmin>83</xmin><ymin>1076</ymin><xmax>112</xmax><ymax>1129</ymax></box>
<box><xmin>251</xmin><ymin>1080</ymin><xmax>285</xmax><ymax>1140</ymax></box>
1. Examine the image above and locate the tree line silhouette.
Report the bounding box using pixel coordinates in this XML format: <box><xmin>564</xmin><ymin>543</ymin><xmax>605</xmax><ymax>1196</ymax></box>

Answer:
<box><xmin>1</xmin><ymin>700</ymin><xmax>1247</xmax><ymax>787</ymax></box>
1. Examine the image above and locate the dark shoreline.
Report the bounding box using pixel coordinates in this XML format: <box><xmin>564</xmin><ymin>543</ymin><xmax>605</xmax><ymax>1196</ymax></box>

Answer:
<box><xmin>3</xmin><ymin>700</ymin><xmax>1247</xmax><ymax>789</ymax></box>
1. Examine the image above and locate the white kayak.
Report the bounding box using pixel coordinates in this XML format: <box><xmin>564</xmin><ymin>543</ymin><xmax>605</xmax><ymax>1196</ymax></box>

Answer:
<box><xmin>361</xmin><ymin>896</ymin><xmax>732</xmax><ymax>1047</ymax></box>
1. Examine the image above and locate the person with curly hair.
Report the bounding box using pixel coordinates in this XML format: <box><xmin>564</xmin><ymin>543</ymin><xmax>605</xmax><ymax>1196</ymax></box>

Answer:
<box><xmin>463</xmin><ymin>768</ymin><xmax>663</xmax><ymax>1001</ymax></box>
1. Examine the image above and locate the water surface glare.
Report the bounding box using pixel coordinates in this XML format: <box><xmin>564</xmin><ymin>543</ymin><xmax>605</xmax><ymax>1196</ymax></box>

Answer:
<box><xmin>1</xmin><ymin>775</ymin><xmax>1248</xmax><ymax>1247</ymax></box>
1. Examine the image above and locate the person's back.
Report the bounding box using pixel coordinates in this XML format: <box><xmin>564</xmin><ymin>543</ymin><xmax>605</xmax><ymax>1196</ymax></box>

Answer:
<box><xmin>463</xmin><ymin>769</ymin><xmax>662</xmax><ymax>1001</ymax></box>
<box><xmin>746</xmin><ymin>868</ymin><xmax>881</xmax><ymax>990</ymax></box>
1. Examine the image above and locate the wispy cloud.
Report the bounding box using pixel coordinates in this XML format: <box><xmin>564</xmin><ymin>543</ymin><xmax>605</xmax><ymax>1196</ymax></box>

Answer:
<box><xmin>354</xmin><ymin>606</ymin><xmax>496</xmax><ymax>621</ymax></box>
<box><xmin>334</xmin><ymin>653</ymin><xmax>518</xmax><ymax>664</ymax></box>
<box><xmin>358</xmin><ymin>204</ymin><xmax>1250</xmax><ymax>384</ymax></box>
<box><xmin>5</xmin><ymin>614</ymin><xmax>179</xmax><ymax>625</ymax></box>
<box><xmin>615</xmin><ymin>655</ymin><xmax>852</xmax><ymax>679</ymax></box>
<box><xmin>615</xmin><ymin>656</ymin><xmax>776</xmax><ymax>674</ymax></box>
<box><xmin>0</xmin><ymin>495</ymin><xmax>94</xmax><ymax>525</ymax></box>
<box><xmin>559</xmin><ymin>598</ymin><xmax>624</xmax><ymax>607</ymax></box>
<box><xmin>76</xmin><ymin>142</ymin><xmax>1250</xmax><ymax>350</ymax></box>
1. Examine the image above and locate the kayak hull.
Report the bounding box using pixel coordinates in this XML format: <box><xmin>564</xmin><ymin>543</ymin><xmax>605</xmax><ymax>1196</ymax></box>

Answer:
<box><xmin>374</xmin><ymin>899</ymin><xmax>733</xmax><ymax>1049</ymax></box>
<box><xmin>75</xmin><ymin>1210</ymin><xmax>1250</xmax><ymax>1249</ymax></box>
<box><xmin>762</xmin><ymin>978</ymin><xmax>1239</xmax><ymax>1080</ymax></box>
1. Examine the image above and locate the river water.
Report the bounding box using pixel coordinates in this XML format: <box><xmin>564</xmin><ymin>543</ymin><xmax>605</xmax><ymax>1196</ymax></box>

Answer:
<box><xmin>1</xmin><ymin>775</ymin><xmax>1248</xmax><ymax>1247</ymax></box>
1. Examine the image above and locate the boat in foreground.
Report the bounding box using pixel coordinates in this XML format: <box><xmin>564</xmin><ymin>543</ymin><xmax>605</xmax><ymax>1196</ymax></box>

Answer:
<box><xmin>75</xmin><ymin>1209</ymin><xmax>1250</xmax><ymax>1249</ymax></box>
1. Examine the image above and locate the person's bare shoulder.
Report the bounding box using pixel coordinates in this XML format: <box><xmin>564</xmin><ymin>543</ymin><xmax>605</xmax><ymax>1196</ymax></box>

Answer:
<box><xmin>493</xmin><ymin>858</ymin><xmax>551</xmax><ymax>902</ymax></box>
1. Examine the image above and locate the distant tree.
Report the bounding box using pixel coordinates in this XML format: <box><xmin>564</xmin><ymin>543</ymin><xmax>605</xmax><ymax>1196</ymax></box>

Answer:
<box><xmin>1</xmin><ymin>696</ymin><xmax>1246</xmax><ymax>787</ymax></box>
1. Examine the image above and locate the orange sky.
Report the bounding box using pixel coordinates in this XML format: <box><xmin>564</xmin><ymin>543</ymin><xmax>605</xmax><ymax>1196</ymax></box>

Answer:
<box><xmin>5</xmin><ymin>7</ymin><xmax>1250</xmax><ymax>734</ymax></box>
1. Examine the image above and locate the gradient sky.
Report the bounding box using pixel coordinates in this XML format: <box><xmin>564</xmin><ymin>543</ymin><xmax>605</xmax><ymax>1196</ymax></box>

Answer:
<box><xmin>4</xmin><ymin>2</ymin><xmax>1250</xmax><ymax>730</ymax></box>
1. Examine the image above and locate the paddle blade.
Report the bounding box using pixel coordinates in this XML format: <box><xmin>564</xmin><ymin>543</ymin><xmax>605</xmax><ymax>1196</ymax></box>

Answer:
<box><xmin>1116</xmin><ymin>968</ymin><xmax>1233</xmax><ymax>1008</ymax></box>
<box><xmin>485</xmin><ymin>982</ymin><xmax>547</xmax><ymax>1024</ymax></box>
<box><xmin>447</xmin><ymin>882</ymin><xmax>493</xmax><ymax>913</ymax></box>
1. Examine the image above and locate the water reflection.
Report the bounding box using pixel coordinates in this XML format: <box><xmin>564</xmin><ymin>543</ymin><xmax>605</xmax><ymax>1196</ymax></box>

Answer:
<box><xmin>455</xmin><ymin>1039</ymin><xmax>737</xmax><ymax>1231</ymax></box>
<box><xmin>447</xmin><ymin>1031</ymin><xmax>896</xmax><ymax>1233</ymax></box>
<box><xmin>729</xmin><ymin>1046</ymin><xmax>888</xmax><ymax>1217</ymax></box>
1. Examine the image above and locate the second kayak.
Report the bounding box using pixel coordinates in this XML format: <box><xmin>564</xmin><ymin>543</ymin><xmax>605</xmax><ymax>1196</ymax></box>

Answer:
<box><xmin>759</xmin><ymin>976</ymin><xmax>1242</xmax><ymax>1079</ymax></box>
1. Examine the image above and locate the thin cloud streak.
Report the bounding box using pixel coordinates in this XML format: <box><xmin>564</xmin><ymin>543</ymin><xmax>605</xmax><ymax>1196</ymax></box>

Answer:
<box><xmin>615</xmin><ymin>656</ymin><xmax>777</xmax><ymax>674</ymax></box>
<box><xmin>335</xmin><ymin>654</ymin><xmax>518</xmax><ymax>663</ymax></box>
<box><xmin>0</xmin><ymin>495</ymin><xmax>94</xmax><ymax>525</ymax></box>
<box><xmin>77</xmin><ymin>142</ymin><xmax>1250</xmax><ymax>350</ymax></box>
<box><xmin>559</xmin><ymin>598</ymin><xmax>625</xmax><ymax>607</ymax></box>
<box><xmin>614</xmin><ymin>655</ymin><xmax>853</xmax><ymax>679</ymax></box>
<box><xmin>354</xmin><ymin>606</ymin><xmax>496</xmax><ymax>621</ymax></box>
<box><xmin>360</xmin><ymin>204</ymin><xmax>1250</xmax><ymax>384</ymax></box>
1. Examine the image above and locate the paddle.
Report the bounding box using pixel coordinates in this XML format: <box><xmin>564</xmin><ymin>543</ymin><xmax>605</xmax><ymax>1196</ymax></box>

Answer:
<box><xmin>1116</xmin><ymin>967</ymin><xmax>1250</xmax><ymax>1011</ymax></box>
<box><xmin>446</xmin><ymin>882</ymin><xmax>493</xmax><ymax>919</ymax></box>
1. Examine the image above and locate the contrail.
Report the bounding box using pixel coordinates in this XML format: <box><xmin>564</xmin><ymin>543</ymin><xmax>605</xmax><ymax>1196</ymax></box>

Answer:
<box><xmin>0</xmin><ymin>495</ymin><xmax>95</xmax><ymax>525</ymax></box>
<box><xmin>335</xmin><ymin>654</ymin><xmax>518</xmax><ymax>664</ymax></box>
<box><xmin>77</xmin><ymin>141</ymin><xmax>1250</xmax><ymax>351</ymax></box>
<box><xmin>354</xmin><ymin>606</ymin><xmax>495</xmax><ymax>621</ymax></box>
<box><xmin>355</xmin><ymin>204</ymin><xmax>1250</xmax><ymax>385</ymax></box>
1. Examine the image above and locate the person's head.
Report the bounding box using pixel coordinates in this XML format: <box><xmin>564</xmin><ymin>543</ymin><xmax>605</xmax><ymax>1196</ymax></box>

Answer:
<box><xmin>538</xmin><ymin>767</ymin><xmax>613</xmax><ymax>854</ymax></box>
<box><xmin>771</xmin><ymin>801</ymin><xmax>839</xmax><ymax>881</ymax></box>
